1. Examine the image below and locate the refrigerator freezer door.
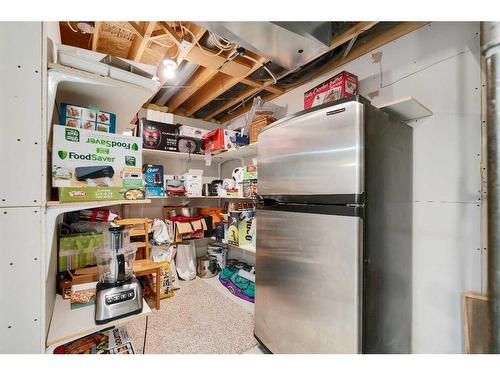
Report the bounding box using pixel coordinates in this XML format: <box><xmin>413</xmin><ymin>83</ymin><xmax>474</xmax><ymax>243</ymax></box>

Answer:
<box><xmin>258</xmin><ymin>101</ymin><xmax>364</xmax><ymax>196</ymax></box>
<box><xmin>254</xmin><ymin>207</ymin><xmax>362</xmax><ymax>353</ymax></box>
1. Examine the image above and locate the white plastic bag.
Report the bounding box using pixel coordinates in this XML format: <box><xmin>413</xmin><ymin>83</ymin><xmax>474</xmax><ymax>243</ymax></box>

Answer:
<box><xmin>175</xmin><ymin>242</ymin><xmax>196</xmax><ymax>280</ymax></box>
<box><xmin>150</xmin><ymin>243</ymin><xmax>177</xmax><ymax>262</ymax></box>
<box><xmin>169</xmin><ymin>259</ymin><xmax>180</xmax><ymax>289</ymax></box>
<box><xmin>153</xmin><ymin>218</ymin><xmax>171</xmax><ymax>244</ymax></box>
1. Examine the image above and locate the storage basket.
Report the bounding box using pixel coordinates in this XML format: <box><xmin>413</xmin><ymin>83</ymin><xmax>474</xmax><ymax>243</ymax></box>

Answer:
<box><xmin>249</xmin><ymin>117</ymin><xmax>274</xmax><ymax>144</ymax></box>
<box><xmin>58</xmin><ymin>232</ymin><xmax>104</xmax><ymax>272</ymax></box>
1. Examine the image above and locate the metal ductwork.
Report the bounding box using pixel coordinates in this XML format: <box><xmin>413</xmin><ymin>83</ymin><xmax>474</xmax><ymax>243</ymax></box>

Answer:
<box><xmin>153</xmin><ymin>60</ymin><xmax>199</xmax><ymax>106</ymax></box>
<box><xmin>483</xmin><ymin>21</ymin><xmax>500</xmax><ymax>353</ymax></box>
<box><xmin>196</xmin><ymin>22</ymin><xmax>332</xmax><ymax>70</ymax></box>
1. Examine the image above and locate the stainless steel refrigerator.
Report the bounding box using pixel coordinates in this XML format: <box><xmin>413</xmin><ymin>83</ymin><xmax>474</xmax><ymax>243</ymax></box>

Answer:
<box><xmin>254</xmin><ymin>96</ymin><xmax>412</xmax><ymax>354</ymax></box>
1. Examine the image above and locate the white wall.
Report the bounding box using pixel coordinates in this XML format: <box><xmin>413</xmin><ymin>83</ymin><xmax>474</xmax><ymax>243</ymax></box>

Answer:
<box><xmin>0</xmin><ymin>22</ymin><xmax>45</xmax><ymax>353</ymax></box>
<box><xmin>266</xmin><ymin>22</ymin><xmax>482</xmax><ymax>353</ymax></box>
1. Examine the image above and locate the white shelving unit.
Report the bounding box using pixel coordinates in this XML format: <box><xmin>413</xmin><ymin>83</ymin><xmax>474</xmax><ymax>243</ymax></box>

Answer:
<box><xmin>43</xmin><ymin>53</ymin><xmax>161</xmax><ymax>353</ymax></box>
<box><xmin>46</xmin><ymin>285</ymin><xmax>151</xmax><ymax>349</ymax></box>
<box><xmin>40</xmin><ymin>42</ymin><xmax>258</xmax><ymax>354</ymax></box>
<box><xmin>47</xmin><ymin>63</ymin><xmax>160</xmax><ymax>134</ymax></box>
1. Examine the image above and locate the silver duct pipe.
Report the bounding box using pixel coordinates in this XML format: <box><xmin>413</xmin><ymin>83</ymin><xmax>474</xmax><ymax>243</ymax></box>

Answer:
<box><xmin>483</xmin><ymin>22</ymin><xmax>500</xmax><ymax>353</ymax></box>
<box><xmin>154</xmin><ymin>60</ymin><xmax>199</xmax><ymax>106</ymax></box>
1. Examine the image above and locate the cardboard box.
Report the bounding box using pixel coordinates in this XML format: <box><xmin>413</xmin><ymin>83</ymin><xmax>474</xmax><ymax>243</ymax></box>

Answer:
<box><xmin>182</xmin><ymin>169</ymin><xmax>203</xmax><ymax>197</ymax></box>
<box><xmin>165</xmin><ymin>217</ymin><xmax>207</xmax><ymax>242</ymax></box>
<box><xmin>178</xmin><ymin>125</ymin><xmax>209</xmax><ymax>140</ymax></box>
<box><xmin>52</xmin><ymin>125</ymin><xmax>142</xmax><ymax>190</ymax></box>
<box><xmin>143</xmin><ymin>164</ymin><xmax>165</xmax><ymax>197</ymax></box>
<box><xmin>243</xmin><ymin>165</ymin><xmax>258</xmax><ymax>180</ymax></box>
<box><xmin>138</xmin><ymin>108</ymin><xmax>174</xmax><ymax>124</ymax></box>
<box><xmin>139</xmin><ymin>119</ymin><xmax>179</xmax><ymax>152</ymax></box>
<box><xmin>58</xmin><ymin>186</ymin><xmax>145</xmax><ymax>202</ymax></box>
<box><xmin>227</xmin><ymin>211</ymin><xmax>240</xmax><ymax>246</ymax></box>
<box><xmin>60</xmin><ymin>103</ymin><xmax>116</xmax><ymax>133</ymax></box>
<box><xmin>303</xmin><ymin>71</ymin><xmax>358</xmax><ymax>109</ymax></box>
<box><xmin>238</xmin><ymin>210</ymin><xmax>255</xmax><ymax>246</ymax></box>
<box><xmin>164</xmin><ymin>175</ymin><xmax>185</xmax><ymax>196</ymax></box>
<box><xmin>203</xmin><ymin>128</ymin><xmax>239</xmax><ymax>153</ymax></box>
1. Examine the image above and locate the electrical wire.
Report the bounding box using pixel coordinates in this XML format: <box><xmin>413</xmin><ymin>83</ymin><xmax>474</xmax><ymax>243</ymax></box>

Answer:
<box><xmin>180</xmin><ymin>24</ymin><xmax>227</xmax><ymax>57</ymax></box>
<box><xmin>208</xmin><ymin>31</ymin><xmax>235</xmax><ymax>51</ymax></box>
<box><xmin>240</xmin><ymin>54</ymin><xmax>277</xmax><ymax>84</ymax></box>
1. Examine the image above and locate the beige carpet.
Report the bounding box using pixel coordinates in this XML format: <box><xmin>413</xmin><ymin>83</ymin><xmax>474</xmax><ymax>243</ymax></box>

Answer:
<box><xmin>127</xmin><ymin>278</ymin><xmax>257</xmax><ymax>354</ymax></box>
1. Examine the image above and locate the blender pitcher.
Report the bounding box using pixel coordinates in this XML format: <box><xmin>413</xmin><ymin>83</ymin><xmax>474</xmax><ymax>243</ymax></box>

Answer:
<box><xmin>95</xmin><ymin>226</ymin><xmax>136</xmax><ymax>285</ymax></box>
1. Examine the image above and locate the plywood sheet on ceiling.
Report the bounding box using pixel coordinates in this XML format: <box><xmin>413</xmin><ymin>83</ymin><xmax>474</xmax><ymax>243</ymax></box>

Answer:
<box><xmin>141</xmin><ymin>44</ymin><xmax>166</xmax><ymax>66</ymax></box>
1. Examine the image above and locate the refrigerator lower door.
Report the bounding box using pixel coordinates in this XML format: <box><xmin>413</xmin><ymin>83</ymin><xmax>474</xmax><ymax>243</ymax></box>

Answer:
<box><xmin>255</xmin><ymin>207</ymin><xmax>362</xmax><ymax>353</ymax></box>
<box><xmin>258</xmin><ymin>100</ymin><xmax>364</xmax><ymax>196</ymax></box>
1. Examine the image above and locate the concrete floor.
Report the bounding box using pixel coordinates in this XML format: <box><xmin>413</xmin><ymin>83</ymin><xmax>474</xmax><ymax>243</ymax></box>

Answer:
<box><xmin>200</xmin><ymin>276</ymin><xmax>268</xmax><ymax>354</ymax></box>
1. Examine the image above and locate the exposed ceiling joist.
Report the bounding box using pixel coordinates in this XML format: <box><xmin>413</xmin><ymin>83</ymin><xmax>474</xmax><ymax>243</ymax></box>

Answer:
<box><xmin>219</xmin><ymin>22</ymin><xmax>428</xmax><ymax>123</ymax></box>
<box><xmin>183</xmin><ymin>46</ymin><xmax>252</xmax><ymax>77</ymax></box>
<box><xmin>167</xmin><ymin>66</ymin><xmax>219</xmax><ymax>112</ymax></box>
<box><xmin>159</xmin><ymin>21</ymin><xmax>182</xmax><ymax>46</ymax></box>
<box><xmin>202</xmin><ymin>22</ymin><xmax>379</xmax><ymax>121</ymax></box>
<box><xmin>182</xmin><ymin>55</ymin><xmax>267</xmax><ymax>116</ymax></box>
<box><xmin>203</xmin><ymin>83</ymin><xmax>283</xmax><ymax>120</ymax></box>
<box><xmin>330</xmin><ymin>21</ymin><xmax>379</xmax><ymax>49</ymax></box>
<box><xmin>203</xmin><ymin>86</ymin><xmax>262</xmax><ymax>120</ymax></box>
<box><xmin>127</xmin><ymin>21</ymin><xmax>157</xmax><ymax>61</ymax></box>
<box><xmin>91</xmin><ymin>22</ymin><xmax>101</xmax><ymax>51</ymax></box>
<box><xmin>128</xmin><ymin>21</ymin><xmax>145</xmax><ymax>37</ymax></box>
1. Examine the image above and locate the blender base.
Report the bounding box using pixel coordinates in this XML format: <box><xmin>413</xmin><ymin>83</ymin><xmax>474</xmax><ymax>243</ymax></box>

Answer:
<box><xmin>95</xmin><ymin>276</ymin><xmax>143</xmax><ymax>325</ymax></box>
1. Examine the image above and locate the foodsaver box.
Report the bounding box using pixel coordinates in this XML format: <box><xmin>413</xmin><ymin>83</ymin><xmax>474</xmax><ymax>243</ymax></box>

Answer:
<box><xmin>52</xmin><ymin>125</ymin><xmax>143</xmax><ymax>200</ymax></box>
<box><xmin>303</xmin><ymin>71</ymin><xmax>358</xmax><ymax>109</ymax></box>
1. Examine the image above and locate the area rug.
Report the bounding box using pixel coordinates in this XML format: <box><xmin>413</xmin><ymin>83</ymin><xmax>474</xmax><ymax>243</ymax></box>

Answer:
<box><xmin>127</xmin><ymin>278</ymin><xmax>257</xmax><ymax>354</ymax></box>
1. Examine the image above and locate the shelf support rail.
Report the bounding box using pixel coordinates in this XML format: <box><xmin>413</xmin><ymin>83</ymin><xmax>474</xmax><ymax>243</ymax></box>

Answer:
<box><xmin>483</xmin><ymin>21</ymin><xmax>500</xmax><ymax>353</ymax></box>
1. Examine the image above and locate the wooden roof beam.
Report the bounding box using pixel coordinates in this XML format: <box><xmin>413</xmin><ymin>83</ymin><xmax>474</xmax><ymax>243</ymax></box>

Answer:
<box><xmin>203</xmin><ymin>83</ymin><xmax>284</xmax><ymax>120</ymax></box>
<box><xmin>182</xmin><ymin>55</ymin><xmax>267</xmax><ymax>117</ymax></box>
<box><xmin>218</xmin><ymin>22</ymin><xmax>428</xmax><ymax>123</ymax></box>
<box><xmin>167</xmin><ymin>66</ymin><xmax>219</xmax><ymax>112</ymax></box>
<box><xmin>203</xmin><ymin>86</ymin><xmax>262</xmax><ymax>120</ymax></box>
<box><xmin>158</xmin><ymin>21</ymin><xmax>181</xmax><ymax>46</ymax></box>
<box><xmin>91</xmin><ymin>21</ymin><xmax>101</xmax><ymax>51</ymax></box>
<box><xmin>128</xmin><ymin>21</ymin><xmax>145</xmax><ymax>37</ymax></box>
<box><xmin>127</xmin><ymin>21</ymin><xmax>157</xmax><ymax>61</ymax></box>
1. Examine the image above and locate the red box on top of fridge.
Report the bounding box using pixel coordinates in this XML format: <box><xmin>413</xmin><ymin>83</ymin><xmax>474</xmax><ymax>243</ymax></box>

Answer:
<box><xmin>303</xmin><ymin>71</ymin><xmax>358</xmax><ymax>110</ymax></box>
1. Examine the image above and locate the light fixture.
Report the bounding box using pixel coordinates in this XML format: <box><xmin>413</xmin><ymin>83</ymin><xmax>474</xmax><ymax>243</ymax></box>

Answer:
<box><xmin>160</xmin><ymin>58</ymin><xmax>178</xmax><ymax>80</ymax></box>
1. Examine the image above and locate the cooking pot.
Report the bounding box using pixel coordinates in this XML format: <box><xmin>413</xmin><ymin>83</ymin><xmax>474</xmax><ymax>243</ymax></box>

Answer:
<box><xmin>180</xmin><ymin>207</ymin><xmax>200</xmax><ymax>217</ymax></box>
<box><xmin>197</xmin><ymin>255</ymin><xmax>218</xmax><ymax>278</ymax></box>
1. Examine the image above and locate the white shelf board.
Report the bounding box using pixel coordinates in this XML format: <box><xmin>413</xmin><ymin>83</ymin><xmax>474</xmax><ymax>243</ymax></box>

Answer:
<box><xmin>149</xmin><ymin>196</ymin><xmax>256</xmax><ymax>200</ymax></box>
<box><xmin>47</xmin><ymin>199</ymin><xmax>151</xmax><ymax>209</ymax></box>
<box><xmin>377</xmin><ymin>97</ymin><xmax>432</xmax><ymax>122</ymax></box>
<box><xmin>46</xmin><ymin>286</ymin><xmax>151</xmax><ymax>348</ymax></box>
<box><xmin>142</xmin><ymin>143</ymin><xmax>258</xmax><ymax>162</ymax></box>
<box><xmin>143</xmin><ymin>148</ymin><xmax>212</xmax><ymax>160</ymax></box>
<box><xmin>48</xmin><ymin>63</ymin><xmax>160</xmax><ymax>134</ymax></box>
<box><xmin>217</xmin><ymin>142</ymin><xmax>258</xmax><ymax>161</ymax></box>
